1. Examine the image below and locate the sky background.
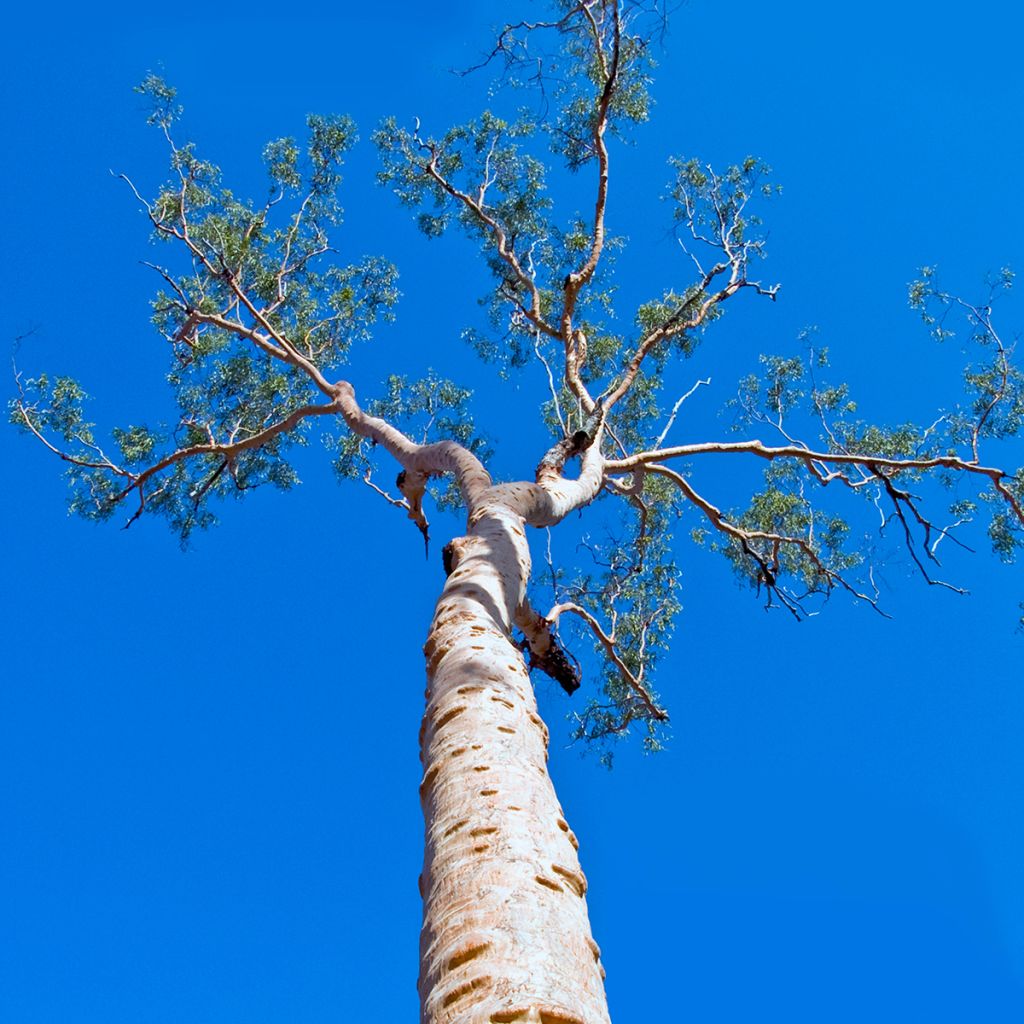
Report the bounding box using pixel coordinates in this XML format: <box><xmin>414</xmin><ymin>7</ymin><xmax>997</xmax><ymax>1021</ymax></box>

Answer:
<box><xmin>2</xmin><ymin>1</ymin><xmax>1023</xmax><ymax>1021</ymax></box>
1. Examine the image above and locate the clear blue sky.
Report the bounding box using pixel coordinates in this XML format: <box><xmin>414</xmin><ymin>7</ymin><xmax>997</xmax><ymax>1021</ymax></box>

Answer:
<box><xmin>3</xmin><ymin>2</ymin><xmax>1023</xmax><ymax>1021</ymax></box>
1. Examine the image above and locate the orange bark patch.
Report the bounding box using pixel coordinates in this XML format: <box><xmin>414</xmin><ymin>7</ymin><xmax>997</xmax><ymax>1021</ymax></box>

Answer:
<box><xmin>434</xmin><ymin>705</ymin><xmax>468</xmax><ymax>730</ymax></box>
<box><xmin>497</xmin><ymin>726</ymin><xmax>516</xmax><ymax>734</ymax></box>
<box><xmin>556</xmin><ymin>818</ymin><xmax>580</xmax><ymax>850</ymax></box>
<box><xmin>490</xmin><ymin>1007</ymin><xmax>585</xmax><ymax>1024</ymax></box>
<box><xmin>470</xmin><ymin>826</ymin><xmax>497</xmax><ymax>837</ymax></box>
<box><xmin>419</xmin><ymin>764</ymin><xmax>440</xmax><ymax>797</ymax></box>
<box><xmin>480</xmin><ymin>788</ymin><xmax>498</xmax><ymax>796</ymax></box>
<box><xmin>457</xmin><ymin>685</ymin><xmax>484</xmax><ymax>695</ymax></box>
<box><xmin>440</xmin><ymin>974</ymin><xmax>493</xmax><ymax>1008</ymax></box>
<box><xmin>551</xmin><ymin>864</ymin><xmax>587</xmax><ymax>897</ymax></box>
<box><xmin>528</xmin><ymin>712</ymin><xmax>550</xmax><ymax>742</ymax></box>
<box><xmin>586</xmin><ymin>937</ymin><xmax>601</xmax><ymax>962</ymax></box>
<box><xmin>442</xmin><ymin>819</ymin><xmax>468</xmax><ymax>838</ymax></box>
<box><xmin>473</xmin><ymin>765</ymin><xmax>491</xmax><ymax>772</ymax></box>
<box><xmin>424</xmin><ymin>644</ymin><xmax>448</xmax><ymax>676</ymax></box>
<box><xmin>534</xmin><ymin>874</ymin><xmax>564</xmax><ymax>893</ymax></box>
<box><xmin>422</xmin><ymin>635</ymin><xmax>441</xmax><ymax>667</ymax></box>
<box><xmin>490</xmin><ymin>696</ymin><xmax>515</xmax><ymax>710</ymax></box>
<box><xmin>540</xmin><ymin>1009</ymin><xmax>587</xmax><ymax>1024</ymax></box>
<box><xmin>446</xmin><ymin>940</ymin><xmax>492</xmax><ymax>971</ymax></box>
<box><xmin>490</xmin><ymin>1009</ymin><xmax>529</xmax><ymax>1022</ymax></box>
<box><xmin>434</xmin><ymin>607</ymin><xmax>477</xmax><ymax>626</ymax></box>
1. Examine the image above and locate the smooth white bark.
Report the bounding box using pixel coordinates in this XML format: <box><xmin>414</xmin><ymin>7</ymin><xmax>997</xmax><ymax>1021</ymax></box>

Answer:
<box><xmin>334</xmin><ymin>379</ymin><xmax>611</xmax><ymax>1020</ymax></box>
<box><xmin>418</xmin><ymin>501</ymin><xmax>610</xmax><ymax>1024</ymax></box>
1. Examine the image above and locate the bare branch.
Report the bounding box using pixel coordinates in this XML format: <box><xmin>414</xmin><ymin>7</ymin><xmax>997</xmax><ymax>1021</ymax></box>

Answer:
<box><xmin>654</xmin><ymin>377</ymin><xmax>711</xmax><ymax>447</ymax></box>
<box><xmin>545</xmin><ymin>601</ymin><xmax>669</xmax><ymax>720</ymax></box>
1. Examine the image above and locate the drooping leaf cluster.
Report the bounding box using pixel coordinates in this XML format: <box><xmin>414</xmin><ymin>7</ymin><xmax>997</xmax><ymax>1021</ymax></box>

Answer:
<box><xmin>10</xmin><ymin>373</ymin><xmax>129</xmax><ymax>523</ymax></box>
<box><xmin>715</xmin><ymin>282</ymin><xmax>1024</xmax><ymax>608</ymax></box>
<box><xmin>139</xmin><ymin>76</ymin><xmax>398</xmax><ymax>373</ymax></box>
<box><xmin>910</xmin><ymin>266</ymin><xmax>1024</xmax><ymax>453</ymax></box>
<box><xmin>13</xmin><ymin>77</ymin><xmax>413</xmax><ymax>543</ymax></box>
<box><xmin>538</xmin><ymin>473</ymin><xmax>681</xmax><ymax>759</ymax></box>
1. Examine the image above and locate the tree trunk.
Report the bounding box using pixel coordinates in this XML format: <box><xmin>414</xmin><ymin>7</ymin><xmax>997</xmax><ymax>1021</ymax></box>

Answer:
<box><xmin>418</xmin><ymin>502</ymin><xmax>610</xmax><ymax>1024</ymax></box>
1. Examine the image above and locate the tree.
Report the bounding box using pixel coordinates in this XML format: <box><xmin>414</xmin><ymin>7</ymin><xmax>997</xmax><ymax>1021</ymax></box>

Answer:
<box><xmin>10</xmin><ymin>2</ymin><xmax>1024</xmax><ymax>1022</ymax></box>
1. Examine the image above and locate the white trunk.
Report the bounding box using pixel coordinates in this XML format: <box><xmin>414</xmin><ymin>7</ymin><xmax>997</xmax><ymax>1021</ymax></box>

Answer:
<box><xmin>418</xmin><ymin>503</ymin><xmax>610</xmax><ymax>1024</ymax></box>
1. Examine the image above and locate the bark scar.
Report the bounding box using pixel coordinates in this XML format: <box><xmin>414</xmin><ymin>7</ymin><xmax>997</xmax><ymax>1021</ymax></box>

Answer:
<box><xmin>514</xmin><ymin>603</ymin><xmax>581</xmax><ymax>696</ymax></box>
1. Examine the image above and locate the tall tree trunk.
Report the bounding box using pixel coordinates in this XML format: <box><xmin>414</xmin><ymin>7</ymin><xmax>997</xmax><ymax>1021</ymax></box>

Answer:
<box><xmin>418</xmin><ymin>502</ymin><xmax>610</xmax><ymax>1024</ymax></box>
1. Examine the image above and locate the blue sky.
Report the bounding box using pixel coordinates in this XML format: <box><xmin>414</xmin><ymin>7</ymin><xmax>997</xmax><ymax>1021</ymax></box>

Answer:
<box><xmin>3</xmin><ymin>2</ymin><xmax>1023</xmax><ymax>1021</ymax></box>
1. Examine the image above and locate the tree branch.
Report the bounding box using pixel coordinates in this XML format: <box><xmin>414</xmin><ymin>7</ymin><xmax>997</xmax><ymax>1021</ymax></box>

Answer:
<box><xmin>645</xmin><ymin>464</ymin><xmax>887</xmax><ymax>618</ymax></box>
<box><xmin>415</xmin><ymin>126</ymin><xmax>560</xmax><ymax>344</ymax></box>
<box><xmin>605</xmin><ymin>440</ymin><xmax>1023</xmax><ymax>524</ymax></box>
<box><xmin>545</xmin><ymin>601</ymin><xmax>668</xmax><ymax>721</ymax></box>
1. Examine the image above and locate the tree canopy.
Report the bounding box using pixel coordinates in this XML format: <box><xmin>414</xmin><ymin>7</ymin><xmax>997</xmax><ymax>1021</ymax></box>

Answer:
<box><xmin>5</xmin><ymin>1</ymin><xmax>1024</xmax><ymax>1020</ymax></box>
<box><xmin>13</xmin><ymin>3</ymin><xmax>1022</xmax><ymax>761</ymax></box>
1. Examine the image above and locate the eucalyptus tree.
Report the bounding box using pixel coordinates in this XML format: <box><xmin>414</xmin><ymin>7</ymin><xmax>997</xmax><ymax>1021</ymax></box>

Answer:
<box><xmin>12</xmin><ymin>2</ymin><xmax>1024</xmax><ymax>1023</ymax></box>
